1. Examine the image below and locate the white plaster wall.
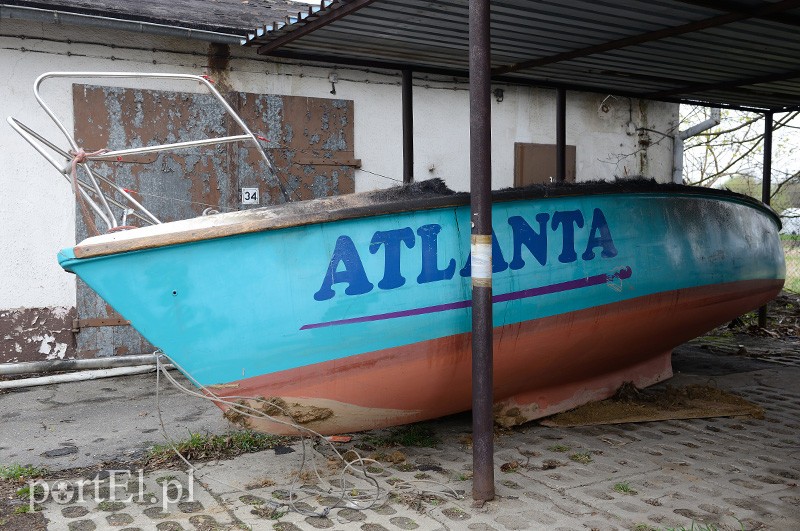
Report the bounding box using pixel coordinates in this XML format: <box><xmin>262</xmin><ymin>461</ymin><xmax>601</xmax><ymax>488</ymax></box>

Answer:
<box><xmin>0</xmin><ymin>18</ymin><xmax>678</xmax><ymax>312</ymax></box>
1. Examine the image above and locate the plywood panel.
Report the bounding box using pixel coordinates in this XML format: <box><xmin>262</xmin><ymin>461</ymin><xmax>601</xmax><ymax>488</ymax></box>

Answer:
<box><xmin>72</xmin><ymin>84</ymin><xmax>356</xmax><ymax>357</ymax></box>
<box><xmin>514</xmin><ymin>143</ymin><xmax>576</xmax><ymax>186</ymax></box>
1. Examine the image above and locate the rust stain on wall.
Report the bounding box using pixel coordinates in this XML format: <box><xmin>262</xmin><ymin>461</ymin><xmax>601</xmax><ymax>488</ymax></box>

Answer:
<box><xmin>237</xmin><ymin>93</ymin><xmax>356</xmax><ymax>204</ymax></box>
<box><xmin>67</xmin><ymin>84</ymin><xmax>357</xmax><ymax>360</ymax></box>
<box><xmin>0</xmin><ymin>307</ymin><xmax>76</xmax><ymax>364</ymax></box>
<box><xmin>207</xmin><ymin>43</ymin><xmax>232</xmax><ymax>93</ymax></box>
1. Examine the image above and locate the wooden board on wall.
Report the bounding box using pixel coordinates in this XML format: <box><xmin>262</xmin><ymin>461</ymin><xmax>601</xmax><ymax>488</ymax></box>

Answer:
<box><xmin>72</xmin><ymin>84</ymin><xmax>357</xmax><ymax>357</ymax></box>
<box><xmin>514</xmin><ymin>142</ymin><xmax>576</xmax><ymax>186</ymax></box>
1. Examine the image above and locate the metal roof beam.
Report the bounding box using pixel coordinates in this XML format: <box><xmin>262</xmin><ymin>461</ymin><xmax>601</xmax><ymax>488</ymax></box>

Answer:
<box><xmin>645</xmin><ymin>68</ymin><xmax>800</xmax><ymax>99</ymax></box>
<box><xmin>267</xmin><ymin>49</ymin><xmax>783</xmax><ymax>112</ymax></box>
<box><xmin>267</xmin><ymin>49</ymin><xmax>469</xmax><ymax>77</ymax></box>
<box><xmin>256</xmin><ymin>0</ymin><xmax>379</xmax><ymax>55</ymax></box>
<box><xmin>493</xmin><ymin>0</ymin><xmax>800</xmax><ymax>76</ymax></box>
<box><xmin>674</xmin><ymin>0</ymin><xmax>800</xmax><ymax>27</ymax></box>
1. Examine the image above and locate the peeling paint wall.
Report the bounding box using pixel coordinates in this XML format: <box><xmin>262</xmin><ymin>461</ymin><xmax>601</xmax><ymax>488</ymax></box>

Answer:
<box><xmin>0</xmin><ymin>19</ymin><xmax>678</xmax><ymax>363</ymax></box>
<box><xmin>0</xmin><ymin>307</ymin><xmax>76</xmax><ymax>363</ymax></box>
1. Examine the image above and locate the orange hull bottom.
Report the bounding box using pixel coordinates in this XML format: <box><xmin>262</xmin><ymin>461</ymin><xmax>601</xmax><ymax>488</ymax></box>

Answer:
<box><xmin>210</xmin><ymin>279</ymin><xmax>781</xmax><ymax>435</ymax></box>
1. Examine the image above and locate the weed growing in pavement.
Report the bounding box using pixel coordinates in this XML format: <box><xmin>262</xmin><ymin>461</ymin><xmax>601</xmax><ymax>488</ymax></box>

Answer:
<box><xmin>569</xmin><ymin>452</ymin><xmax>593</xmax><ymax>464</ymax></box>
<box><xmin>613</xmin><ymin>481</ymin><xmax>637</xmax><ymax>494</ymax></box>
<box><xmin>361</xmin><ymin>423</ymin><xmax>440</xmax><ymax>448</ymax></box>
<box><xmin>15</xmin><ymin>484</ymin><xmax>45</xmax><ymax>500</ymax></box>
<box><xmin>147</xmin><ymin>431</ymin><xmax>288</xmax><ymax>466</ymax></box>
<box><xmin>548</xmin><ymin>444</ymin><xmax>570</xmax><ymax>452</ymax></box>
<box><xmin>0</xmin><ymin>465</ymin><xmax>46</xmax><ymax>481</ymax></box>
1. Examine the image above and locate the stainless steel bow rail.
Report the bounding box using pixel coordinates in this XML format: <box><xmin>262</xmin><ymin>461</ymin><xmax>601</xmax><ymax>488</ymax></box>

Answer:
<box><xmin>7</xmin><ymin>72</ymin><xmax>282</xmax><ymax>232</ymax></box>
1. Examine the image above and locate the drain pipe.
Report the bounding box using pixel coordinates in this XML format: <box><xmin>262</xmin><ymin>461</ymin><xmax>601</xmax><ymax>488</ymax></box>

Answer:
<box><xmin>672</xmin><ymin>107</ymin><xmax>721</xmax><ymax>184</ymax></box>
<box><xmin>0</xmin><ymin>353</ymin><xmax>160</xmax><ymax>376</ymax></box>
<box><xmin>0</xmin><ymin>5</ymin><xmax>244</xmax><ymax>45</ymax></box>
<box><xmin>0</xmin><ymin>365</ymin><xmax>175</xmax><ymax>390</ymax></box>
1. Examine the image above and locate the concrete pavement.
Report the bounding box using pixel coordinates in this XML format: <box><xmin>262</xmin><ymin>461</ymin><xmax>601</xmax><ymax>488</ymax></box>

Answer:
<box><xmin>2</xmin><ymin>342</ymin><xmax>800</xmax><ymax>530</ymax></box>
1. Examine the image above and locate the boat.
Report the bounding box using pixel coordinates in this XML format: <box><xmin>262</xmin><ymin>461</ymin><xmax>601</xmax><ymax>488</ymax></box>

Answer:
<box><xmin>11</xmin><ymin>73</ymin><xmax>786</xmax><ymax>435</ymax></box>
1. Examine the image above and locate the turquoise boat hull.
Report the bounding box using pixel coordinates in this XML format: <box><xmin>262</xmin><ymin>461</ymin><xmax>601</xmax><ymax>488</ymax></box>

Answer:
<box><xmin>59</xmin><ymin>182</ymin><xmax>785</xmax><ymax>434</ymax></box>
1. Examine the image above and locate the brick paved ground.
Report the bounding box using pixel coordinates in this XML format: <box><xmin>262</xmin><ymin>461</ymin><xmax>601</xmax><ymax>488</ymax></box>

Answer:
<box><xmin>7</xmin><ymin>341</ymin><xmax>800</xmax><ymax>530</ymax></box>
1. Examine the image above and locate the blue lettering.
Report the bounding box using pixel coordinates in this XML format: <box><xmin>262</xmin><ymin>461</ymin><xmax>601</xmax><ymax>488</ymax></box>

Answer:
<box><xmin>370</xmin><ymin>227</ymin><xmax>416</xmax><ymax>289</ymax></box>
<box><xmin>582</xmin><ymin>208</ymin><xmax>617</xmax><ymax>260</ymax></box>
<box><xmin>508</xmin><ymin>213</ymin><xmax>549</xmax><ymax>269</ymax></box>
<box><xmin>313</xmin><ymin>235</ymin><xmax>374</xmax><ymax>301</ymax></box>
<box><xmin>417</xmin><ymin>224</ymin><xmax>456</xmax><ymax>283</ymax></box>
<box><xmin>551</xmin><ymin>210</ymin><xmax>584</xmax><ymax>263</ymax></box>
<box><xmin>315</xmin><ymin>206</ymin><xmax>620</xmax><ymax>300</ymax></box>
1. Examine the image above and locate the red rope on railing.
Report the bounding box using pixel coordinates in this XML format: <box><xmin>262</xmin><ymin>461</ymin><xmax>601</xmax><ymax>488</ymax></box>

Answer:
<box><xmin>69</xmin><ymin>148</ymin><xmax>108</xmax><ymax>237</ymax></box>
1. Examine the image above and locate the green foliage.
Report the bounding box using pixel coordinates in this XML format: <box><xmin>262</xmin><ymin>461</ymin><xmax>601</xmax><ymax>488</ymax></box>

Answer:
<box><xmin>569</xmin><ymin>452</ymin><xmax>592</xmax><ymax>464</ymax></box>
<box><xmin>361</xmin><ymin>423</ymin><xmax>440</xmax><ymax>448</ymax></box>
<box><xmin>548</xmin><ymin>444</ymin><xmax>570</xmax><ymax>453</ymax></box>
<box><xmin>785</xmin><ymin>250</ymin><xmax>800</xmax><ymax>293</ymax></box>
<box><xmin>147</xmin><ymin>431</ymin><xmax>288</xmax><ymax>466</ymax></box>
<box><xmin>613</xmin><ymin>481</ymin><xmax>637</xmax><ymax>494</ymax></box>
<box><xmin>15</xmin><ymin>484</ymin><xmax>44</xmax><ymax>499</ymax></box>
<box><xmin>681</xmin><ymin>107</ymin><xmax>800</xmax><ymax>213</ymax></box>
<box><xmin>722</xmin><ymin>174</ymin><xmax>797</xmax><ymax>214</ymax></box>
<box><xmin>0</xmin><ymin>464</ymin><xmax>46</xmax><ymax>481</ymax></box>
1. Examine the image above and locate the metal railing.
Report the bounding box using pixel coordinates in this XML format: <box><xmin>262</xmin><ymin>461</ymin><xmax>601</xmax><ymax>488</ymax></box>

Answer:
<box><xmin>7</xmin><ymin>71</ymin><xmax>281</xmax><ymax>232</ymax></box>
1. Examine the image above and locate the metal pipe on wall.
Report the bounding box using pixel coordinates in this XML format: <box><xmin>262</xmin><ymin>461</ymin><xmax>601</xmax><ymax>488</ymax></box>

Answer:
<box><xmin>759</xmin><ymin>111</ymin><xmax>774</xmax><ymax>328</ymax></box>
<box><xmin>0</xmin><ymin>5</ymin><xmax>243</xmax><ymax>44</ymax></box>
<box><xmin>0</xmin><ymin>365</ymin><xmax>174</xmax><ymax>390</ymax></box>
<box><xmin>402</xmin><ymin>69</ymin><xmax>414</xmax><ymax>185</ymax></box>
<box><xmin>0</xmin><ymin>353</ymin><xmax>159</xmax><ymax>376</ymax></box>
<box><xmin>672</xmin><ymin>108</ymin><xmax>721</xmax><ymax>184</ymax></box>
<box><xmin>556</xmin><ymin>88</ymin><xmax>566</xmax><ymax>182</ymax></box>
<box><xmin>469</xmin><ymin>0</ymin><xmax>495</xmax><ymax>503</ymax></box>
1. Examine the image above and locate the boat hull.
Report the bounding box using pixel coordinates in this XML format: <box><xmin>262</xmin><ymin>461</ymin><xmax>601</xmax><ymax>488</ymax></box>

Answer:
<box><xmin>211</xmin><ymin>279</ymin><xmax>778</xmax><ymax>434</ymax></box>
<box><xmin>59</xmin><ymin>185</ymin><xmax>785</xmax><ymax>434</ymax></box>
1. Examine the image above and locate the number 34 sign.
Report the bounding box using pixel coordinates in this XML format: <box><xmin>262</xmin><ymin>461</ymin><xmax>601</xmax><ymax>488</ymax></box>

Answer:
<box><xmin>241</xmin><ymin>188</ymin><xmax>260</xmax><ymax>205</ymax></box>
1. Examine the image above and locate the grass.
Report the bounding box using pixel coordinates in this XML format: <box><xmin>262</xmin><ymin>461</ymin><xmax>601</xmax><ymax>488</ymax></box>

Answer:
<box><xmin>569</xmin><ymin>452</ymin><xmax>592</xmax><ymax>464</ymax></box>
<box><xmin>15</xmin><ymin>485</ymin><xmax>44</xmax><ymax>500</ymax></box>
<box><xmin>147</xmin><ymin>431</ymin><xmax>289</xmax><ymax>467</ymax></box>
<box><xmin>548</xmin><ymin>444</ymin><xmax>570</xmax><ymax>453</ymax></box>
<box><xmin>783</xmin><ymin>247</ymin><xmax>800</xmax><ymax>292</ymax></box>
<box><xmin>361</xmin><ymin>423</ymin><xmax>440</xmax><ymax>448</ymax></box>
<box><xmin>0</xmin><ymin>465</ymin><xmax>46</xmax><ymax>481</ymax></box>
<box><xmin>613</xmin><ymin>481</ymin><xmax>637</xmax><ymax>495</ymax></box>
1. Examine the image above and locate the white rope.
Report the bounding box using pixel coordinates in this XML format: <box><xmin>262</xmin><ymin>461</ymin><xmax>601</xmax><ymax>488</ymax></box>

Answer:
<box><xmin>152</xmin><ymin>352</ymin><xmax>463</xmax><ymax>520</ymax></box>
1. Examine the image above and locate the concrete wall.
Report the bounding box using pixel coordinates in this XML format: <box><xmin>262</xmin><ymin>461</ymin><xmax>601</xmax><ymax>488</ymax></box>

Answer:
<box><xmin>0</xmin><ymin>18</ymin><xmax>678</xmax><ymax>362</ymax></box>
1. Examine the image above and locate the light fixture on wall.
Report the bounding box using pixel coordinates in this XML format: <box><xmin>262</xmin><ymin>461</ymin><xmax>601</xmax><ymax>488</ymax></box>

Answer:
<box><xmin>599</xmin><ymin>94</ymin><xmax>617</xmax><ymax>113</ymax></box>
<box><xmin>492</xmin><ymin>88</ymin><xmax>504</xmax><ymax>103</ymax></box>
<box><xmin>329</xmin><ymin>72</ymin><xmax>338</xmax><ymax>95</ymax></box>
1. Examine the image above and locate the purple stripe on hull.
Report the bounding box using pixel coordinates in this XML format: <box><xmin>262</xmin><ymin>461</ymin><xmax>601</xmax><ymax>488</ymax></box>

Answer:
<box><xmin>300</xmin><ymin>266</ymin><xmax>632</xmax><ymax>330</ymax></box>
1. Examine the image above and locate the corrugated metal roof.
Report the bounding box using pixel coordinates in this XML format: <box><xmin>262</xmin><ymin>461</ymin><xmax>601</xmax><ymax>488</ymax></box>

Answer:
<box><xmin>246</xmin><ymin>0</ymin><xmax>800</xmax><ymax>111</ymax></box>
<box><xmin>3</xmin><ymin>0</ymin><xmax>306</xmax><ymax>36</ymax></box>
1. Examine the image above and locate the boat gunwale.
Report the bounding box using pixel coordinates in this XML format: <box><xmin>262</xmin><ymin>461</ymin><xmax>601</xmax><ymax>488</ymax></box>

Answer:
<box><xmin>70</xmin><ymin>180</ymin><xmax>781</xmax><ymax>260</ymax></box>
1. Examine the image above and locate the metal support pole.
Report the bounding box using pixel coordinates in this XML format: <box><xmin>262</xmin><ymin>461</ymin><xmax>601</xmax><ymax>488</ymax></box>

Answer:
<box><xmin>469</xmin><ymin>0</ymin><xmax>495</xmax><ymax>503</ymax></box>
<box><xmin>556</xmin><ymin>87</ymin><xmax>566</xmax><ymax>182</ymax></box>
<box><xmin>758</xmin><ymin>111</ymin><xmax>774</xmax><ymax>328</ymax></box>
<box><xmin>402</xmin><ymin>69</ymin><xmax>414</xmax><ymax>185</ymax></box>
